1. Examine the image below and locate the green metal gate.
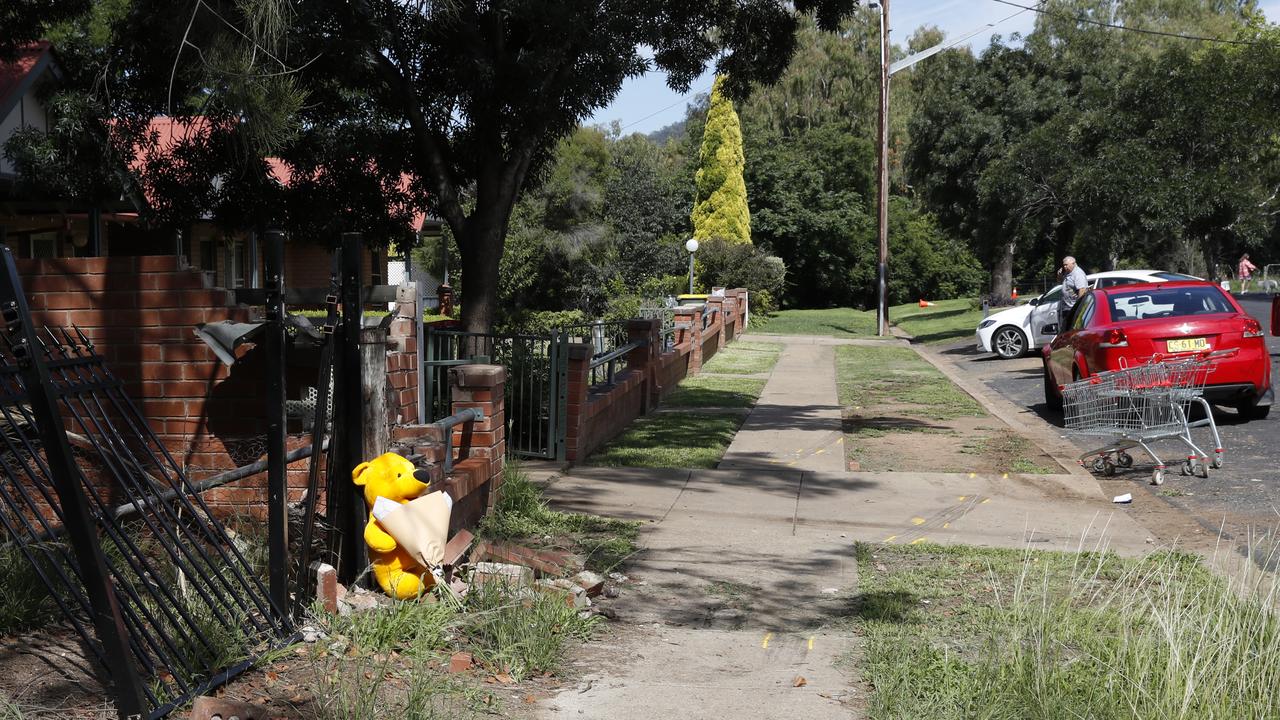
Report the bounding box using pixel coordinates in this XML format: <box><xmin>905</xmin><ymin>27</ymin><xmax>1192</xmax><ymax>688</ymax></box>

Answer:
<box><xmin>424</xmin><ymin>328</ymin><xmax>569</xmax><ymax>461</ymax></box>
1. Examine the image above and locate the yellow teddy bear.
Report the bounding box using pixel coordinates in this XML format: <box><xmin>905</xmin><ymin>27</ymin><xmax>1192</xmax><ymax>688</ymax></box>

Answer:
<box><xmin>352</xmin><ymin>452</ymin><xmax>434</xmax><ymax>600</ymax></box>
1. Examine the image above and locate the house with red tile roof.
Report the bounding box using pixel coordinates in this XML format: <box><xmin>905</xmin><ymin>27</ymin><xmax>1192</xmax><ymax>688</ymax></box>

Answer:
<box><xmin>1</xmin><ymin>42</ymin><xmax>439</xmax><ymax>292</ymax></box>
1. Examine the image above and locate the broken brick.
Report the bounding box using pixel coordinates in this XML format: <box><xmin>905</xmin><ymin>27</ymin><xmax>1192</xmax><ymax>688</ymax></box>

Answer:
<box><xmin>472</xmin><ymin>561</ymin><xmax>534</xmax><ymax>588</ymax></box>
<box><xmin>572</xmin><ymin>570</ymin><xmax>605</xmax><ymax>598</ymax></box>
<box><xmin>448</xmin><ymin>651</ymin><xmax>474</xmax><ymax>673</ymax></box>
<box><xmin>473</xmin><ymin>540</ymin><xmax>579</xmax><ymax>577</ymax></box>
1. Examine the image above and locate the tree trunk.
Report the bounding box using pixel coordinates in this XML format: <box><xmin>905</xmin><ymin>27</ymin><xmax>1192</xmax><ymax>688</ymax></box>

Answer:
<box><xmin>458</xmin><ymin>216</ymin><xmax>506</xmax><ymax>336</ymax></box>
<box><xmin>991</xmin><ymin>241</ymin><xmax>1014</xmax><ymax>301</ymax></box>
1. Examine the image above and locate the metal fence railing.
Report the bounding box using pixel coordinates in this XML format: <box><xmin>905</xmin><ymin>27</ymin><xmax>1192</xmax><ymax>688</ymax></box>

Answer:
<box><xmin>424</xmin><ymin>329</ymin><xmax>568</xmax><ymax>461</ymax></box>
<box><xmin>638</xmin><ymin>306</ymin><xmax>677</xmax><ymax>353</ymax></box>
<box><xmin>559</xmin><ymin>321</ymin><xmax>637</xmax><ymax>386</ymax></box>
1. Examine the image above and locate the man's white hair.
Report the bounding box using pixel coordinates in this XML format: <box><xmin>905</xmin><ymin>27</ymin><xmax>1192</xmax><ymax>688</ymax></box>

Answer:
<box><xmin>1063</xmin><ymin>256</ymin><xmax>1076</xmax><ymax>265</ymax></box>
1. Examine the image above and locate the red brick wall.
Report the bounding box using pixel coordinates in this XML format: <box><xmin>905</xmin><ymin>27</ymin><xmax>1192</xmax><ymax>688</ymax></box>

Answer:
<box><xmin>562</xmin><ymin>290</ymin><xmax>748</xmax><ymax>464</ymax></box>
<box><xmin>16</xmin><ymin>255</ymin><xmax>320</xmax><ymax>514</ymax></box>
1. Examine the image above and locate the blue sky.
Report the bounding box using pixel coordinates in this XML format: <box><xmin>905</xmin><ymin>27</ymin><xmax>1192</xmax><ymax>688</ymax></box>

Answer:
<box><xmin>588</xmin><ymin>0</ymin><xmax>1280</xmax><ymax>136</ymax></box>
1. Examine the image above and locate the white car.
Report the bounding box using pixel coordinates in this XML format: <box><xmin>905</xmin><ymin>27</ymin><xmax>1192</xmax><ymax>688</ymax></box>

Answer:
<box><xmin>975</xmin><ymin>270</ymin><xmax>1200</xmax><ymax>359</ymax></box>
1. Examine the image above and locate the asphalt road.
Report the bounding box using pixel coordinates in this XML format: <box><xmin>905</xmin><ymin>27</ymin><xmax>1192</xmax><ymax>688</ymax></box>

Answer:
<box><xmin>937</xmin><ymin>294</ymin><xmax>1280</xmax><ymax>533</ymax></box>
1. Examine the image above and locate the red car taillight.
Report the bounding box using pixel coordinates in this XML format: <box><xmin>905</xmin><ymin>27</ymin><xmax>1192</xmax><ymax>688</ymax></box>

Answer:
<box><xmin>1099</xmin><ymin>328</ymin><xmax>1129</xmax><ymax>348</ymax></box>
<box><xmin>1243</xmin><ymin>318</ymin><xmax>1264</xmax><ymax>338</ymax></box>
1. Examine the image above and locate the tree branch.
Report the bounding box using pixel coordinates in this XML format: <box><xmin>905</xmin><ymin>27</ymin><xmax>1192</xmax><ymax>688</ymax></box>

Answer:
<box><xmin>370</xmin><ymin>49</ymin><xmax>468</xmax><ymax>237</ymax></box>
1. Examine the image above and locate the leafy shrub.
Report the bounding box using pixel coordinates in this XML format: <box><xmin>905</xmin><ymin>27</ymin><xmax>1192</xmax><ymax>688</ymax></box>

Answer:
<box><xmin>694</xmin><ymin>238</ymin><xmax>786</xmax><ymax>313</ymax></box>
<box><xmin>495</xmin><ymin>309</ymin><xmax>590</xmax><ymax>335</ymax></box>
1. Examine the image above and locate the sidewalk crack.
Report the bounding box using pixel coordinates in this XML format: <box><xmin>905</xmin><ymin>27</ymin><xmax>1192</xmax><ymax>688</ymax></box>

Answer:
<box><xmin>658</xmin><ymin>470</ymin><xmax>693</xmax><ymax>524</ymax></box>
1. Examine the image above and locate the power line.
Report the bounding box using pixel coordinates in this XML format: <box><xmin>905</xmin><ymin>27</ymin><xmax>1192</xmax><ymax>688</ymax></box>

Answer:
<box><xmin>615</xmin><ymin>83</ymin><xmax>714</xmax><ymax>133</ymax></box>
<box><xmin>988</xmin><ymin>0</ymin><xmax>1263</xmax><ymax>46</ymax></box>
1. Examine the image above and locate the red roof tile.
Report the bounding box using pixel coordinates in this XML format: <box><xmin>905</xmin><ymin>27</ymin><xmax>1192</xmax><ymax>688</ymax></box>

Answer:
<box><xmin>0</xmin><ymin>41</ymin><xmax>53</xmax><ymax>120</ymax></box>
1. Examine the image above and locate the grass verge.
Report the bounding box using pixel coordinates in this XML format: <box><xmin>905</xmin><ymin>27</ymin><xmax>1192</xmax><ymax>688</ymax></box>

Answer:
<box><xmin>700</xmin><ymin>341</ymin><xmax>784</xmax><ymax>375</ymax></box>
<box><xmin>481</xmin><ymin>464</ymin><xmax>641</xmax><ymax>574</ymax></box>
<box><xmin>836</xmin><ymin>345</ymin><xmax>982</xmax><ymax>420</ymax></box>
<box><xmin>891</xmin><ymin>299</ymin><xmax>985</xmax><ymax>344</ymax></box>
<box><xmin>751</xmin><ymin>308</ymin><xmax>876</xmax><ymax>337</ymax></box>
<box><xmin>854</xmin><ymin>543</ymin><xmax>1280</xmax><ymax>720</ymax></box>
<box><xmin>961</xmin><ymin>434</ymin><xmax>1056</xmax><ymax>475</ymax></box>
<box><xmin>663</xmin><ymin>375</ymin><xmax>766</xmax><ymax>409</ymax></box>
<box><xmin>587</xmin><ymin>412</ymin><xmax>744</xmax><ymax>469</ymax></box>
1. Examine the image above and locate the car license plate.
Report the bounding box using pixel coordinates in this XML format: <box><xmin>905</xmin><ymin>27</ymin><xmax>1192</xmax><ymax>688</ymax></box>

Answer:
<box><xmin>1166</xmin><ymin>337</ymin><xmax>1209</xmax><ymax>353</ymax></box>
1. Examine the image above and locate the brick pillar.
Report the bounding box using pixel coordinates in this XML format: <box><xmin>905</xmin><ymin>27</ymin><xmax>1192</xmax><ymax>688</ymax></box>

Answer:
<box><xmin>722</xmin><ymin>294</ymin><xmax>738</xmax><ymax>341</ymax></box>
<box><xmin>564</xmin><ymin>343</ymin><xmax>593</xmax><ymax>462</ymax></box>
<box><xmin>446</xmin><ymin>364</ymin><xmax>506</xmax><ymax>528</ymax></box>
<box><xmin>386</xmin><ymin>283</ymin><xmax>419</xmax><ymax>425</ymax></box>
<box><xmin>627</xmin><ymin>318</ymin><xmax>659</xmax><ymax>413</ymax></box>
<box><xmin>676</xmin><ymin>307</ymin><xmax>703</xmax><ymax>373</ymax></box>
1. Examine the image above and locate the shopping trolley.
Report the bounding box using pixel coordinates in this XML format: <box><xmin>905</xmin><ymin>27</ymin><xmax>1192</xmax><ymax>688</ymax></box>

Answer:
<box><xmin>1060</xmin><ymin>350</ymin><xmax>1232</xmax><ymax>485</ymax></box>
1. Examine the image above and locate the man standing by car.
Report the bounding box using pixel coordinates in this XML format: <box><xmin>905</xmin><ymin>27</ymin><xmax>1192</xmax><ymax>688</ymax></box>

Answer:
<box><xmin>1058</xmin><ymin>256</ymin><xmax>1088</xmax><ymax>331</ymax></box>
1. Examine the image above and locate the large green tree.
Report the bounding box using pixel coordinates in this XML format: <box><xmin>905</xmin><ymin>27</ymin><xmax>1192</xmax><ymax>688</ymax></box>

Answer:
<box><xmin>691</xmin><ymin>76</ymin><xmax>752</xmax><ymax>245</ymax></box>
<box><xmin>20</xmin><ymin>0</ymin><xmax>864</xmax><ymax>333</ymax></box>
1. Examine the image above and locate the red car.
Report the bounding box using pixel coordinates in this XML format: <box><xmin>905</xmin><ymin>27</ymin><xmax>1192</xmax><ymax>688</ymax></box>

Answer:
<box><xmin>1042</xmin><ymin>281</ymin><xmax>1273</xmax><ymax>419</ymax></box>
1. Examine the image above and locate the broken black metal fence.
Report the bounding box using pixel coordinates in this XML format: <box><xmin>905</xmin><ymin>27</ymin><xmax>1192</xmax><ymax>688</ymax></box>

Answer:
<box><xmin>0</xmin><ymin>247</ymin><xmax>292</xmax><ymax>719</ymax></box>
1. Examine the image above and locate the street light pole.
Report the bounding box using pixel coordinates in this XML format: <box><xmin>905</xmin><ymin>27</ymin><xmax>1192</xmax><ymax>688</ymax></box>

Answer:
<box><xmin>875</xmin><ymin>0</ymin><xmax>890</xmax><ymax>337</ymax></box>
<box><xmin>685</xmin><ymin>238</ymin><xmax>700</xmax><ymax>294</ymax></box>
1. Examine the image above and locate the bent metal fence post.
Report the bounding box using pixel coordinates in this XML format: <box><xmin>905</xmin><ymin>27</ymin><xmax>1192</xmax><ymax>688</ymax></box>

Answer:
<box><xmin>0</xmin><ymin>247</ymin><xmax>291</xmax><ymax>719</ymax></box>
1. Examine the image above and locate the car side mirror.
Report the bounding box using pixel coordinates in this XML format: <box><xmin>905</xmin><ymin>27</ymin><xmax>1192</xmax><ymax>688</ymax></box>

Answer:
<box><xmin>1029</xmin><ymin>297</ymin><xmax>1040</xmax><ymax>306</ymax></box>
<box><xmin>1271</xmin><ymin>296</ymin><xmax>1279</xmax><ymax>336</ymax></box>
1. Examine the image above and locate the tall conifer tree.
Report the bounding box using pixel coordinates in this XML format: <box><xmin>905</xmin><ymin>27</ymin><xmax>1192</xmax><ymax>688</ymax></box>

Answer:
<box><xmin>692</xmin><ymin>76</ymin><xmax>752</xmax><ymax>245</ymax></box>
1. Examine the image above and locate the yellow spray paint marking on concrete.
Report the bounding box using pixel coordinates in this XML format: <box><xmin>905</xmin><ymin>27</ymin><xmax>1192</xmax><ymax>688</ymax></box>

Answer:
<box><xmin>910</xmin><ymin>537</ymin><xmax>927</xmax><ymax>545</ymax></box>
<box><xmin>968</xmin><ymin>472</ymin><xmax>976</xmax><ymax>479</ymax></box>
<box><xmin>808</xmin><ymin>636</ymin><xmax>815</xmax><ymax>651</ymax></box>
<box><xmin>884</xmin><ymin>535</ymin><xmax>897</xmax><ymax>543</ymax></box>
<box><xmin>1002</xmin><ymin>473</ymin><xmax>1009</xmax><ymax>479</ymax></box>
<box><xmin>981</xmin><ymin>498</ymin><xmax>991</xmax><ymax>504</ymax></box>
<box><xmin>815</xmin><ymin>448</ymin><xmax>825</xmax><ymax>455</ymax></box>
<box><xmin>957</xmin><ymin>496</ymin><xmax>967</xmax><ymax>501</ymax></box>
<box><xmin>762</xmin><ymin>633</ymin><xmax>773</xmax><ymax>649</ymax></box>
<box><xmin>911</xmin><ymin>517</ymin><xmax>926</xmax><ymax>526</ymax></box>
<box><xmin>943</xmin><ymin>522</ymin><xmax>950</xmax><ymax>529</ymax></box>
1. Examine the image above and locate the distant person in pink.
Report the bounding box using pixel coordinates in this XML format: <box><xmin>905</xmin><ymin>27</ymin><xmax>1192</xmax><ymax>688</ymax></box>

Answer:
<box><xmin>1238</xmin><ymin>253</ymin><xmax>1258</xmax><ymax>293</ymax></box>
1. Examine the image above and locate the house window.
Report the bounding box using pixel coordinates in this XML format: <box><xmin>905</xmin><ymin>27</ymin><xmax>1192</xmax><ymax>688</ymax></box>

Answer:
<box><xmin>28</xmin><ymin>232</ymin><xmax>57</xmax><ymax>259</ymax></box>
<box><xmin>370</xmin><ymin>249</ymin><xmax>383</xmax><ymax>285</ymax></box>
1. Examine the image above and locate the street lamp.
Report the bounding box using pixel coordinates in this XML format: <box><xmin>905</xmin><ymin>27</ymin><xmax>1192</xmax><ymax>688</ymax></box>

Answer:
<box><xmin>685</xmin><ymin>238</ymin><xmax>699</xmax><ymax>294</ymax></box>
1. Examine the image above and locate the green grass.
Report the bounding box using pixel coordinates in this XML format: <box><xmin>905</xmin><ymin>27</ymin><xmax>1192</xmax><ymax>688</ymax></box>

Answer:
<box><xmin>0</xmin><ymin>544</ymin><xmax>62</xmax><ymax>635</ymax></box>
<box><xmin>836</xmin><ymin>345</ymin><xmax>983</xmax><ymax>420</ymax></box>
<box><xmin>317</xmin><ymin>598</ymin><xmax>455</xmax><ymax>657</ymax></box>
<box><xmin>460</xmin><ymin>581</ymin><xmax>600</xmax><ymax>681</ymax></box>
<box><xmin>663</xmin><ymin>375</ymin><xmax>766</xmax><ymax>409</ymax></box>
<box><xmin>853</xmin><ymin>543</ymin><xmax>1280</xmax><ymax>720</ymax></box>
<box><xmin>961</xmin><ymin>434</ymin><xmax>1055</xmax><ymax>475</ymax></box>
<box><xmin>481</xmin><ymin>464</ymin><xmax>640</xmax><ymax>573</ymax></box>
<box><xmin>891</xmin><ymin>298</ymin><xmax>985</xmax><ymax>344</ymax></box>
<box><xmin>700</xmin><ymin>341</ymin><xmax>783</xmax><ymax>375</ymax></box>
<box><xmin>587</xmin><ymin>412</ymin><xmax>745</xmax><ymax>469</ymax></box>
<box><xmin>751</xmin><ymin>307</ymin><xmax>876</xmax><ymax>337</ymax></box>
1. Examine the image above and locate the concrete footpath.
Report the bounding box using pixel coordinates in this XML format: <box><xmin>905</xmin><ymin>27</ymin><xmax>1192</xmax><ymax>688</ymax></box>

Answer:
<box><xmin>532</xmin><ymin>335</ymin><xmax>1156</xmax><ymax>720</ymax></box>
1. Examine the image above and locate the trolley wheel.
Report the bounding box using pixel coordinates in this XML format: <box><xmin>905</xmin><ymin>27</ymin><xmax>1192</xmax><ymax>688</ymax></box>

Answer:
<box><xmin>1117</xmin><ymin>452</ymin><xmax>1134</xmax><ymax>468</ymax></box>
<box><xmin>1211</xmin><ymin>454</ymin><xmax>1223</xmax><ymax>470</ymax></box>
<box><xmin>1180</xmin><ymin>460</ymin><xmax>1192</xmax><ymax>476</ymax></box>
<box><xmin>1092</xmin><ymin>457</ymin><xmax>1108</xmax><ymax>474</ymax></box>
<box><xmin>1195</xmin><ymin>461</ymin><xmax>1209</xmax><ymax>479</ymax></box>
<box><xmin>1103</xmin><ymin>460</ymin><xmax>1116</xmax><ymax>477</ymax></box>
<box><xmin>1152</xmin><ymin>468</ymin><xmax>1165</xmax><ymax>486</ymax></box>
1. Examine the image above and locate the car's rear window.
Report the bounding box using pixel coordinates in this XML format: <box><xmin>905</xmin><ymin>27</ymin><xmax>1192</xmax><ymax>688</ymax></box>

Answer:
<box><xmin>1107</xmin><ymin>286</ymin><xmax>1234</xmax><ymax>323</ymax></box>
<box><xmin>1152</xmin><ymin>272</ymin><xmax>1199</xmax><ymax>281</ymax></box>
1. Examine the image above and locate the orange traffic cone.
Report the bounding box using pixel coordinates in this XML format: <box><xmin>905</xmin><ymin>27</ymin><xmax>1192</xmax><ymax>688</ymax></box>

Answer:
<box><xmin>918</xmin><ymin>299</ymin><xmax>936</xmax><ymax>307</ymax></box>
<box><xmin>1011</xmin><ymin>288</ymin><xmax>1019</xmax><ymax>300</ymax></box>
